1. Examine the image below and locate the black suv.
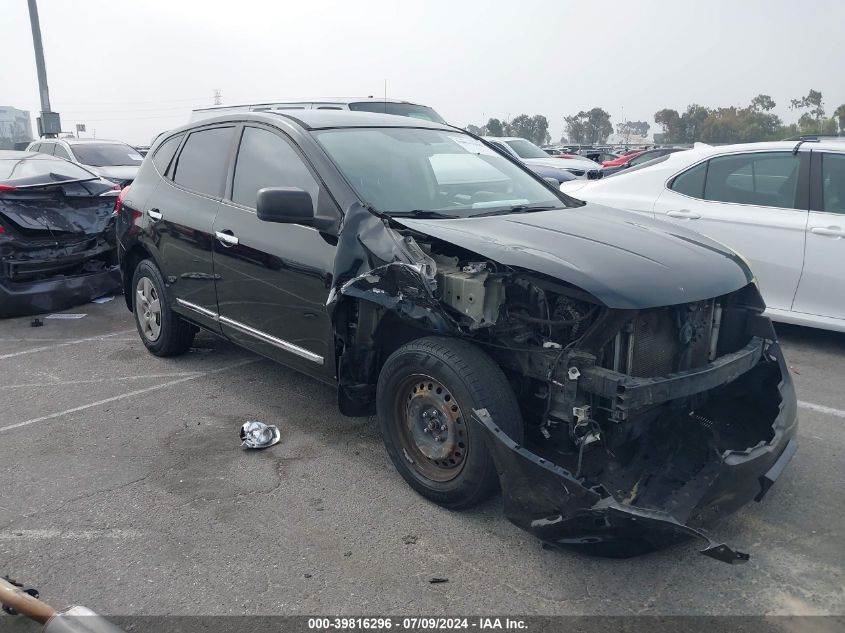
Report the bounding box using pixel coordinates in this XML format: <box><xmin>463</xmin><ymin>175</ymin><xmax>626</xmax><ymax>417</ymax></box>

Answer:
<box><xmin>116</xmin><ymin>111</ymin><xmax>797</xmax><ymax>561</ymax></box>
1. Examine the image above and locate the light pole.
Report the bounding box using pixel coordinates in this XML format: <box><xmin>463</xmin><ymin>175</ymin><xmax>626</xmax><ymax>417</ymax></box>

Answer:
<box><xmin>27</xmin><ymin>0</ymin><xmax>61</xmax><ymax>138</ymax></box>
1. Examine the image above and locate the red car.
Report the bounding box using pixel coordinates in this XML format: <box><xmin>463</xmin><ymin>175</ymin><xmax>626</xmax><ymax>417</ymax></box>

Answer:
<box><xmin>602</xmin><ymin>150</ymin><xmax>645</xmax><ymax>168</ymax></box>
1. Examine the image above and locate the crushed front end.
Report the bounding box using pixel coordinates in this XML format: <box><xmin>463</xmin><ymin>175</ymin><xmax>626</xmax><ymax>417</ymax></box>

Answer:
<box><xmin>465</xmin><ymin>281</ymin><xmax>798</xmax><ymax>562</ymax></box>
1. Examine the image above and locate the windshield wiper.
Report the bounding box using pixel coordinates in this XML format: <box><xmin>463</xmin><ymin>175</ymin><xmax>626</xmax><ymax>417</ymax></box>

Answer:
<box><xmin>389</xmin><ymin>209</ymin><xmax>459</xmax><ymax>219</ymax></box>
<box><xmin>470</xmin><ymin>204</ymin><xmax>560</xmax><ymax>218</ymax></box>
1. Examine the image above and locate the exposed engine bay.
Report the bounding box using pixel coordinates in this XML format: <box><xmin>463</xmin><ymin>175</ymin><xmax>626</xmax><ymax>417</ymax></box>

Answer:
<box><xmin>331</xmin><ymin>208</ymin><xmax>797</xmax><ymax>562</ymax></box>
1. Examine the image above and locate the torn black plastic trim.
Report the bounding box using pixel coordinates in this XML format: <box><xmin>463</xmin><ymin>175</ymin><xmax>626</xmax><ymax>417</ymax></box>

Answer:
<box><xmin>578</xmin><ymin>337</ymin><xmax>764</xmax><ymax>413</ymax></box>
<box><xmin>0</xmin><ymin>266</ymin><xmax>120</xmax><ymax>318</ymax></box>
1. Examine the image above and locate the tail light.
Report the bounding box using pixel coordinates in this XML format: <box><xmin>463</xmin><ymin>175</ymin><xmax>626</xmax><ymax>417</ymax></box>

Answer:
<box><xmin>0</xmin><ymin>184</ymin><xmax>17</xmax><ymax>192</ymax></box>
<box><xmin>114</xmin><ymin>184</ymin><xmax>132</xmax><ymax>215</ymax></box>
<box><xmin>0</xmin><ymin>225</ymin><xmax>6</xmax><ymax>235</ymax></box>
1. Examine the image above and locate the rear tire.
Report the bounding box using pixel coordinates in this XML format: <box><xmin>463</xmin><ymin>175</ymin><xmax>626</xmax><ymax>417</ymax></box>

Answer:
<box><xmin>377</xmin><ymin>336</ymin><xmax>523</xmax><ymax>509</ymax></box>
<box><xmin>132</xmin><ymin>259</ymin><xmax>196</xmax><ymax>357</ymax></box>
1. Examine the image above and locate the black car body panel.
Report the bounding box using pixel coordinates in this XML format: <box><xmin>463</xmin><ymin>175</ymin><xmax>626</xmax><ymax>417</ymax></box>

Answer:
<box><xmin>0</xmin><ymin>153</ymin><xmax>121</xmax><ymax>317</ymax></box>
<box><xmin>394</xmin><ymin>204</ymin><xmax>753</xmax><ymax>310</ymax></box>
<box><xmin>117</xmin><ymin>112</ymin><xmax>797</xmax><ymax>561</ymax></box>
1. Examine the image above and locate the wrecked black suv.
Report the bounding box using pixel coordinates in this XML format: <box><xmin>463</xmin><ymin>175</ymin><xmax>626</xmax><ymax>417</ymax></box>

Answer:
<box><xmin>116</xmin><ymin>112</ymin><xmax>797</xmax><ymax>562</ymax></box>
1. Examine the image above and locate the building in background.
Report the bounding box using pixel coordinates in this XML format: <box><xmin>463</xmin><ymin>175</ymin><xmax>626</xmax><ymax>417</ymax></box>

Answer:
<box><xmin>0</xmin><ymin>106</ymin><xmax>34</xmax><ymax>150</ymax></box>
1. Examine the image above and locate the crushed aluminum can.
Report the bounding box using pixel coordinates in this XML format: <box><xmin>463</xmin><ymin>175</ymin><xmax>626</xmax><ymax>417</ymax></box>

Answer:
<box><xmin>239</xmin><ymin>420</ymin><xmax>281</xmax><ymax>449</ymax></box>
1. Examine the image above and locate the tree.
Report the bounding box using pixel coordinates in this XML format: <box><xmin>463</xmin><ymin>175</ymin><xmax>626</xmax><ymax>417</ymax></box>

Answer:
<box><xmin>485</xmin><ymin>118</ymin><xmax>505</xmax><ymax>137</ymax></box>
<box><xmin>654</xmin><ymin>109</ymin><xmax>682</xmax><ymax>143</ymax></box>
<box><xmin>791</xmin><ymin>89</ymin><xmax>825</xmax><ymax>133</ymax></box>
<box><xmin>465</xmin><ymin>124</ymin><xmax>484</xmax><ymax>136</ymax></box>
<box><xmin>506</xmin><ymin>114</ymin><xmax>551</xmax><ymax>146</ymax></box>
<box><xmin>564</xmin><ymin>108</ymin><xmax>612</xmax><ymax>144</ymax></box>
<box><xmin>834</xmin><ymin>104</ymin><xmax>845</xmax><ymax>135</ymax></box>
<box><xmin>680</xmin><ymin>104</ymin><xmax>710</xmax><ymax>142</ymax></box>
<box><xmin>749</xmin><ymin>94</ymin><xmax>776</xmax><ymax>112</ymax></box>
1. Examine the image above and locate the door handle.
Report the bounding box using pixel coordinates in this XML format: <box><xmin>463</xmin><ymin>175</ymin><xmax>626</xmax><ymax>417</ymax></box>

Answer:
<box><xmin>666</xmin><ymin>210</ymin><xmax>701</xmax><ymax>219</ymax></box>
<box><xmin>147</xmin><ymin>208</ymin><xmax>162</xmax><ymax>221</ymax></box>
<box><xmin>811</xmin><ymin>226</ymin><xmax>845</xmax><ymax>238</ymax></box>
<box><xmin>215</xmin><ymin>230</ymin><xmax>239</xmax><ymax>246</ymax></box>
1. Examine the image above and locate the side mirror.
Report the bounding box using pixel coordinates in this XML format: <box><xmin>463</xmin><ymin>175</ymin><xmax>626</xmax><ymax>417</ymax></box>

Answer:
<box><xmin>543</xmin><ymin>177</ymin><xmax>560</xmax><ymax>187</ymax></box>
<box><xmin>256</xmin><ymin>187</ymin><xmax>314</xmax><ymax>225</ymax></box>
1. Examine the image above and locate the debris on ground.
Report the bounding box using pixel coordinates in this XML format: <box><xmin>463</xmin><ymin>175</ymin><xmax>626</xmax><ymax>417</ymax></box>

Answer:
<box><xmin>91</xmin><ymin>295</ymin><xmax>115</xmax><ymax>304</ymax></box>
<box><xmin>239</xmin><ymin>420</ymin><xmax>281</xmax><ymax>449</ymax></box>
<box><xmin>45</xmin><ymin>313</ymin><xmax>86</xmax><ymax>320</ymax></box>
<box><xmin>429</xmin><ymin>577</ymin><xmax>449</xmax><ymax>584</ymax></box>
<box><xmin>30</xmin><ymin>318</ymin><xmax>43</xmax><ymax>328</ymax></box>
<box><xmin>402</xmin><ymin>535</ymin><xmax>418</xmax><ymax>545</ymax></box>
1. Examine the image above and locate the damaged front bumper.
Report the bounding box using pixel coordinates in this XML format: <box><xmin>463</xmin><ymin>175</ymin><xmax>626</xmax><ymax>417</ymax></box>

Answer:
<box><xmin>472</xmin><ymin>342</ymin><xmax>798</xmax><ymax>563</ymax></box>
<box><xmin>0</xmin><ymin>266</ymin><xmax>121</xmax><ymax>318</ymax></box>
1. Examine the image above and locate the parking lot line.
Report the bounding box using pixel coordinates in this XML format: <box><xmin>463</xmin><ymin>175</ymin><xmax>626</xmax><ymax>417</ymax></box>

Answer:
<box><xmin>0</xmin><ymin>372</ymin><xmax>202</xmax><ymax>390</ymax></box>
<box><xmin>0</xmin><ymin>529</ymin><xmax>139</xmax><ymax>540</ymax></box>
<box><xmin>0</xmin><ymin>358</ymin><xmax>258</xmax><ymax>434</ymax></box>
<box><xmin>0</xmin><ymin>330</ymin><xmax>136</xmax><ymax>361</ymax></box>
<box><xmin>798</xmin><ymin>400</ymin><xmax>845</xmax><ymax>419</ymax></box>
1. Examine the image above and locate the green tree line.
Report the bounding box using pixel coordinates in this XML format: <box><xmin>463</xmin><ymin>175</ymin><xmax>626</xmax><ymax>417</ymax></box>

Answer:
<box><xmin>465</xmin><ymin>90</ymin><xmax>845</xmax><ymax>146</ymax></box>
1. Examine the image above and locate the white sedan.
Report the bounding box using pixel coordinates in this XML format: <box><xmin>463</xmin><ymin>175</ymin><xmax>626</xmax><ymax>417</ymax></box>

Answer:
<box><xmin>483</xmin><ymin>136</ymin><xmax>601</xmax><ymax>179</ymax></box>
<box><xmin>560</xmin><ymin>140</ymin><xmax>845</xmax><ymax>332</ymax></box>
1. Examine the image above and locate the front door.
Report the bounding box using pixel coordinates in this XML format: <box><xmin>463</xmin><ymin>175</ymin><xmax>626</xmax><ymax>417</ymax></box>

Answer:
<box><xmin>212</xmin><ymin>124</ymin><xmax>338</xmax><ymax>380</ymax></box>
<box><xmin>792</xmin><ymin>150</ymin><xmax>845</xmax><ymax>322</ymax></box>
<box><xmin>654</xmin><ymin>150</ymin><xmax>809</xmax><ymax>312</ymax></box>
<box><xmin>147</xmin><ymin>125</ymin><xmax>237</xmax><ymax>331</ymax></box>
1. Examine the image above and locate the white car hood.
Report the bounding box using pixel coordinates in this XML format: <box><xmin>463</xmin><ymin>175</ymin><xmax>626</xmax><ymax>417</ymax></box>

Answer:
<box><xmin>522</xmin><ymin>157</ymin><xmax>598</xmax><ymax>171</ymax></box>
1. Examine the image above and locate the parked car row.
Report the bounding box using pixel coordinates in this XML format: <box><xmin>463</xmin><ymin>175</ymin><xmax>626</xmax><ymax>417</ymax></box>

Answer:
<box><xmin>25</xmin><ymin>138</ymin><xmax>142</xmax><ymax>188</ymax></box>
<box><xmin>562</xmin><ymin>139</ymin><xmax>845</xmax><ymax>332</ymax></box>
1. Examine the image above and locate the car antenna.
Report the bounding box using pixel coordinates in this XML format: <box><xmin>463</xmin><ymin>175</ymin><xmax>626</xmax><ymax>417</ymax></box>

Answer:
<box><xmin>793</xmin><ymin>136</ymin><xmax>820</xmax><ymax>155</ymax></box>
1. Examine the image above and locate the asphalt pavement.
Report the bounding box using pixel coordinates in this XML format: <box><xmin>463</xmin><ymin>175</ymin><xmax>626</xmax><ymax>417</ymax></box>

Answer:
<box><xmin>0</xmin><ymin>300</ymin><xmax>843</xmax><ymax>616</ymax></box>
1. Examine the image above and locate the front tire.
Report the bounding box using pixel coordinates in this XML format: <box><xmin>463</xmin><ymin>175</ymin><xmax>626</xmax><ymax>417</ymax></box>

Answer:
<box><xmin>132</xmin><ymin>259</ymin><xmax>196</xmax><ymax>357</ymax></box>
<box><xmin>377</xmin><ymin>336</ymin><xmax>523</xmax><ymax>509</ymax></box>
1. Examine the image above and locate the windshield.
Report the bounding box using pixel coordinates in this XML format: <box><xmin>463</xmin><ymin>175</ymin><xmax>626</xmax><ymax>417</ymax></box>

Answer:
<box><xmin>314</xmin><ymin>128</ymin><xmax>568</xmax><ymax>217</ymax></box>
<box><xmin>347</xmin><ymin>102</ymin><xmax>447</xmax><ymax>124</ymax></box>
<box><xmin>0</xmin><ymin>157</ymin><xmax>96</xmax><ymax>184</ymax></box>
<box><xmin>504</xmin><ymin>139</ymin><xmax>553</xmax><ymax>159</ymax></box>
<box><xmin>70</xmin><ymin>143</ymin><xmax>144</xmax><ymax>167</ymax></box>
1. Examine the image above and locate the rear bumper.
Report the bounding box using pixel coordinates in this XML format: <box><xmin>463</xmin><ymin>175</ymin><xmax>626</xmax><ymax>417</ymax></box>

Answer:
<box><xmin>472</xmin><ymin>342</ymin><xmax>798</xmax><ymax>563</ymax></box>
<box><xmin>0</xmin><ymin>266</ymin><xmax>121</xmax><ymax>318</ymax></box>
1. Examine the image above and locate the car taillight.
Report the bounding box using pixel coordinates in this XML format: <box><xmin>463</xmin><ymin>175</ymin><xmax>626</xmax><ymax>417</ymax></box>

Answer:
<box><xmin>0</xmin><ymin>184</ymin><xmax>16</xmax><ymax>192</ymax></box>
<box><xmin>0</xmin><ymin>225</ymin><xmax>6</xmax><ymax>235</ymax></box>
<box><xmin>114</xmin><ymin>184</ymin><xmax>131</xmax><ymax>215</ymax></box>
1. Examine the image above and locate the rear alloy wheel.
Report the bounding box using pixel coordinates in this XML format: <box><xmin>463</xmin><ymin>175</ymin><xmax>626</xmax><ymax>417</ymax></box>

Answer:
<box><xmin>377</xmin><ymin>336</ymin><xmax>523</xmax><ymax>509</ymax></box>
<box><xmin>131</xmin><ymin>259</ymin><xmax>196</xmax><ymax>357</ymax></box>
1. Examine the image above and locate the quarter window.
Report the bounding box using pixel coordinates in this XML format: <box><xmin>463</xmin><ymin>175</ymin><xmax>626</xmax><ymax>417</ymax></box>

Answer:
<box><xmin>670</xmin><ymin>161</ymin><xmax>707</xmax><ymax>198</ymax></box>
<box><xmin>172</xmin><ymin>127</ymin><xmax>235</xmax><ymax>197</ymax></box>
<box><xmin>53</xmin><ymin>145</ymin><xmax>72</xmax><ymax>161</ymax></box>
<box><xmin>821</xmin><ymin>153</ymin><xmax>845</xmax><ymax>214</ymax></box>
<box><xmin>39</xmin><ymin>143</ymin><xmax>56</xmax><ymax>156</ymax></box>
<box><xmin>703</xmin><ymin>152</ymin><xmax>800</xmax><ymax>209</ymax></box>
<box><xmin>152</xmin><ymin>133</ymin><xmax>184</xmax><ymax>176</ymax></box>
<box><xmin>231</xmin><ymin>126</ymin><xmax>319</xmax><ymax>209</ymax></box>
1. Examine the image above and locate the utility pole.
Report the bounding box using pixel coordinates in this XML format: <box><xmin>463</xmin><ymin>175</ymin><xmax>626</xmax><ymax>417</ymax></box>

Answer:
<box><xmin>213</xmin><ymin>89</ymin><xmax>223</xmax><ymax>105</ymax></box>
<box><xmin>27</xmin><ymin>0</ymin><xmax>61</xmax><ymax>138</ymax></box>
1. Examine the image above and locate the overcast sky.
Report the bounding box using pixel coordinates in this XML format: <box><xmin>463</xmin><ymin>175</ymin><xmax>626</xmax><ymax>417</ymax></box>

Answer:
<box><xmin>6</xmin><ymin>0</ymin><xmax>845</xmax><ymax>145</ymax></box>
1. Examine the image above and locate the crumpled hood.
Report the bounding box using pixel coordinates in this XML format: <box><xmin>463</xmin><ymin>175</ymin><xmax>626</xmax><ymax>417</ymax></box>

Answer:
<box><xmin>394</xmin><ymin>203</ymin><xmax>753</xmax><ymax>309</ymax></box>
<box><xmin>87</xmin><ymin>165</ymin><xmax>138</xmax><ymax>182</ymax></box>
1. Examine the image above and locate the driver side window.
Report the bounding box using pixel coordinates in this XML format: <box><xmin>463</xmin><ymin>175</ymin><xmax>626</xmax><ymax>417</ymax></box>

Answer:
<box><xmin>231</xmin><ymin>126</ymin><xmax>320</xmax><ymax>209</ymax></box>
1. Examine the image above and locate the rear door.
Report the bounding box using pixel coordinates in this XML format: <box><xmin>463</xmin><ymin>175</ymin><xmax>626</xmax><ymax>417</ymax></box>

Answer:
<box><xmin>791</xmin><ymin>150</ymin><xmax>845</xmax><ymax>321</ymax></box>
<box><xmin>144</xmin><ymin>125</ymin><xmax>237</xmax><ymax>331</ymax></box>
<box><xmin>212</xmin><ymin>123</ymin><xmax>338</xmax><ymax>379</ymax></box>
<box><xmin>654</xmin><ymin>150</ymin><xmax>809</xmax><ymax>312</ymax></box>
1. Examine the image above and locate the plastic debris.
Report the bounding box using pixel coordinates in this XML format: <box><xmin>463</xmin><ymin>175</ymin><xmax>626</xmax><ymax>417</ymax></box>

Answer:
<box><xmin>91</xmin><ymin>295</ymin><xmax>115</xmax><ymax>304</ymax></box>
<box><xmin>30</xmin><ymin>318</ymin><xmax>44</xmax><ymax>327</ymax></box>
<box><xmin>429</xmin><ymin>577</ymin><xmax>449</xmax><ymax>584</ymax></box>
<box><xmin>239</xmin><ymin>420</ymin><xmax>281</xmax><ymax>449</ymax></box>
<box><xmin>45</xmin><ymin>313</ymin><xmax>86</xmax><ymax>320</ymax></box>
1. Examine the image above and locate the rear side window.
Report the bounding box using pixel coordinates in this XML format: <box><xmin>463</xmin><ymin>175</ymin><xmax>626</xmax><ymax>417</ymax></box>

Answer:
<box><xmin>152</xmin><ymin>133</ymin><xmax>184</xmax><ymax>175</ymax></box>
<box><xmin>29</xmin><ymin>143</ymin><xmax>41</xmax><ymax>152</ymax></box>
<box><xmin>821</xmin><ymin>153</ymin><xmax>845</xmax><ymax>214</ymax></box>
<box><xmin>670</xmin><ymin>161</ymin><xmax>707</xmax><ymax>198</ymax></box>
<box><xmin>231</xmin><ymin>126</ymin><xmax>319</xmax><ymax>208</ymax></box>
<box><xmin>173</xmin><ymin>127</ymin><xmax>235</xmax><ymax>197</ymax></box>
<box><xmin>39</xmin><ymin>143</ymin><xmax>56</xmax><ymax>156</ymax></box>
<box><xmin>703</xmin><ymin>152</ymin><xmax>800</xmax><ymax>209</ymax></box>
<box><xmin>53</xmin><ymin>145</ymin><xmax>72</xmax><ymax>161</ymax></box>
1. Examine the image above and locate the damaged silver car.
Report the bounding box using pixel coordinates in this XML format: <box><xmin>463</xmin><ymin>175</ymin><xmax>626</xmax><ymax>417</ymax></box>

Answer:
<box><xmin>117</xmin><ymin>112</ymin><xmax>797</xmax><ymax>562</ymax></box>
<box><xmin>0</xmin><ymin>151</ymin><xmax>121</xmax><ymax>318</ymax></box>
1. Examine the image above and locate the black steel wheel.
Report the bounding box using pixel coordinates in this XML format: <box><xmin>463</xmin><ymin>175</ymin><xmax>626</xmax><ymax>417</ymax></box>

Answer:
<box><xmin>377</xmin><ymin>336</ymin><xmax>523</xmax><ymax>509</ymax></box>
